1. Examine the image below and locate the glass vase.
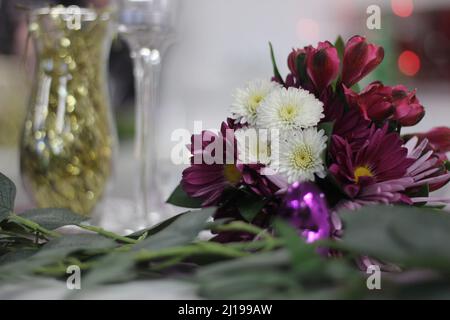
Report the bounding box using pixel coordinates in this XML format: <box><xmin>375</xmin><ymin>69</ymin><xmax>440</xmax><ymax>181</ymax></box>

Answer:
<box><xmin>20</xmin><ymin>7</ymin><xmax>117</xmax><ymax>216</ymax></box>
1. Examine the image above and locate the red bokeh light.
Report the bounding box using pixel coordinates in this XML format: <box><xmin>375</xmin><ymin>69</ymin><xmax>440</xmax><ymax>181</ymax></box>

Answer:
<box><xmin>398</xmin><ymin>50</ymin><xmax>420</xmax><ymax>76</ymax></box>
<box><xmin>391</xmin><ymin>0</ymin><xmax>414</xmax><ymax>18</ymax></box>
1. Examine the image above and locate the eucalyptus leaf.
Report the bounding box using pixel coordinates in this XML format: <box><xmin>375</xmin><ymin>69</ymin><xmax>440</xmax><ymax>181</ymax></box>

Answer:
<box><xmin>0</xmin><ymin>172</ymin><xmax>16</xmax><ymax>222</ymax></box>
<box><xmin>274</xmin><ymin>220</ymin><xmax>317</xmax><ymax>271</ymax></box>
<box><xmin>197</xmin><ymin>249</ymin><xmax>290</xmax><ymax>281</ymax></box>
<box><xmin>128</xmin><ymin>211</ymin><xmax>189</xmax><ymax>239</ymax></box>
<box><xmin>133</xmin><ymin>207</ymin><xmax>216</xmax><ymax>251</ymax></box>
<box><xmin>81</xmin><ymin>252</ymin><xmax>136</xmax><ymax>287</ymax></box>
<box><xmin>0</xmin><ymin>248</ymin><xmax>37</xmax><ymax>265</ymax></box>
<box><xmin>36</xmin><ymin>234</ymin><xmax>117</xmax><ymax>259</ymax></box>
<box><xmin>196</xmin><ymin>249</ymin><xmax>358</xmax><ymax>300</ymax></box>
<box><xmin>0</xmin><ymin>235</ymin><xmax>115</xmax><ymax>282</ymax></box>
<box><xmin>166</xmin><ymin>184</ymin><xmax>202</xmax><ymax>208</ymax></box>
<box><xmin>19</xmin><ymin>208</ymin><xmax>86</xmax><ymax>230</ymax></box>
<box><xmin>339</xmin><ymin>205</ymin><xmax>450</xmax><ymax>269</ymax></box>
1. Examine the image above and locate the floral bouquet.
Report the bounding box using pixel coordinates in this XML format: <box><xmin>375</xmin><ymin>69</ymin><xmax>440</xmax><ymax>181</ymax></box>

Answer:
<box><xmin>1</xmin><ymin>36</ymin><xmax>450</xmax><ymax>299</ymax></box>
<box><xmin>168</xmin><ymin>35</ymin><xmax>450</xmax><ymax>256</ymax></box>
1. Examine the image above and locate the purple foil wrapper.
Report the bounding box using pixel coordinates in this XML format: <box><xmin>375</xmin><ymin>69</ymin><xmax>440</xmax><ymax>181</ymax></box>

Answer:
<box><xmin>279</xmin><ymin>181</ymin><xmax>331</xmax><ymax>243</ymax></box>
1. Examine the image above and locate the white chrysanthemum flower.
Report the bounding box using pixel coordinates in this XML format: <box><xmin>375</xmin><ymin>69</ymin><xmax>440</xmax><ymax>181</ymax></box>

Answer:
<box><xmin>257</xmin><ymin>87</ymin><xmax>324</xmax><ymax>130</ymax></box>
<box><xmin>230</xmin><ymin>79</ymin><xmax>280</xmax><ymax>126</ymax></box>
<box><xmin>235</xmin><ymin>127</ymin><xmax>271</xmax><ymax>165</ymax></box>
<box><xmin>270</xmin><ymin>128</ymin><xmax>327</xmax><ymax>183</ymax></box>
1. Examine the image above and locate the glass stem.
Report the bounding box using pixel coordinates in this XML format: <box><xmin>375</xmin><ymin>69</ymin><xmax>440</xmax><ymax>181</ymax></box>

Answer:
<box><xmin>132</xmin><ymin>47</ymin><xmax>162</xmax><ymax>224</ymax></box>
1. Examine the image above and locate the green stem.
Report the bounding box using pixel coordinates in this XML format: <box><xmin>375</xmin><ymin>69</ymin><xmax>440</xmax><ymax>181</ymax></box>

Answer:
<box><xmin>78</xmin><ymin>224</ymin><xmax>138</xmax><ymax>244</ymax></box>
<box><xmin>211</xmin><ymin>221</ymin><xmax>274</xmax><ymax>241</ymax></box>
<box><xmin>134</xmin><ymin>243</ymin><xmax>248</xmax><ymax>262</ymax></box>
<box><xmin>8</xmin><ymin>214</ymin><xmax>60</xmax><ymax>238</ymax></box>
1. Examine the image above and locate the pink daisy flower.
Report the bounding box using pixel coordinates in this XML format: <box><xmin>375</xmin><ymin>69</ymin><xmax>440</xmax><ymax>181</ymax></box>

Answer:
<box><xmin>331</xmin><ymin>126</ymin><xmax>450</xmax><ymax>210</ymax></box>
<box><xmin>182</xmin><ymin>122</ymin><xmax>241</xmax><ymax>207</ymax></box>
<box><xmin>330</xmin><ymin>124</ymin><xmax>415</xmax><ymax>208</ymax></box>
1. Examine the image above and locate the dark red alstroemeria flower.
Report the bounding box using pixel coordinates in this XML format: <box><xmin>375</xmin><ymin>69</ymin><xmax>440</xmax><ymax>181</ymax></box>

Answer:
<box><xmin>284</xmin><ymin>46</ymin><xmax>314</xmax><ymax>90</ymax></box>
<box><xmin>391</xmin><ymin>85</ymin><xmax>425</xmax><ymax>127</ymax></box>
<box><xmin>344</xmin><ymin>82</ymin><xmax>425</xmax><ymax>127</ymax></box>
<box><xmin>342</xmin><ymin>36</ymin><xmax>384</xmax><ymax>87</ymax></box>
<box><xmin>306</xmin><ymin>41</ymin><xmax>340</xmax><ymax>94</ymax></box>
<box><xmin>344</xmin><ymin>81</ymin><xmax>394</xmax><ymax>122</ymax></box>
<box><xmin>411</xmin><ymin>127</ymin><xmax>450</xmax><ymax>158</ymax></box>
<box><xmin>287</xmin><ymin>47</ymin><xmax>307</xmax><ymax>77</ymax></box>
<box><xmin>284</xmin><ymin>42</ymin><xmax>339</xmax><ymax>95</ymax></box>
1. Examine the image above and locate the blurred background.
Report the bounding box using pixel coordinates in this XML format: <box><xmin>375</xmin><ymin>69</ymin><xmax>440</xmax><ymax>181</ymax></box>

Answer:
<box><xmin>0</xmin><ymin>0</ymin><xmax>449</xmax><ymax>210</ymax></box>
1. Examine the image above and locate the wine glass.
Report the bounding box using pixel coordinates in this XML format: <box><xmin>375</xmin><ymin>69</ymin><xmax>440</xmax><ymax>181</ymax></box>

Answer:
<box><xmin>117</xmin><ymin>0</ymin><xmax>179</xmax><ymax>228</ymax></box>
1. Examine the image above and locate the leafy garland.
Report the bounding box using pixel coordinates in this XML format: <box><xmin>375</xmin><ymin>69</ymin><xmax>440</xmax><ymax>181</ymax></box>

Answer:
<box><xmin>1</xmin><ymin>171</ymin><xmax>450</xmax><ymax>299</ymax></box>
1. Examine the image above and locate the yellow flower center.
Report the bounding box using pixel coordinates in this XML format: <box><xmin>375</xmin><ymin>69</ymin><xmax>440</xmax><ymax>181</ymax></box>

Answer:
<box><xmin>291</xmin><ymin>145</ymin><xmax>314</xmax><ymax>170</ymax></box>
<box><xmin>247</xmin><ymin>95</ymin><xmax>264</xmax><ymax>114</ymax></box>
<box><xmin>223</xmin><ymin>164</ymin><xmax>242</xmax><ymax>185</ymax></box>
<box><xmin>278</xmin><ymin>104</ymin><xmax>298</xmax><ymax>122</ymax></box>
<box><xmin>354</xmin><ymin>166</ymin><xmax>373</xmax><ymax>184</ymax></box>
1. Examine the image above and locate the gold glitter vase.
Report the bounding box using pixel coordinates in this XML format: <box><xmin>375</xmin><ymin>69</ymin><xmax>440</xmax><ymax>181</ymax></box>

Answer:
<box><xmin>20</xmin><ymin>7</ymin><xmax>116</xmax><ymax>216</ymax></box>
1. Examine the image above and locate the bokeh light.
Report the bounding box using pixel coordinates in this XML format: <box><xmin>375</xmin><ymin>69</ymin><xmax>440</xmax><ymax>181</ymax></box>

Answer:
<box><xmin>398</xmin><ymin>50</ymin><xmax>420</xmax><ymax>76</ymax></box>
<box><xmin>296</xmin><ymin>18</ymin><xmax>320</xmax><ymax>43</ymax></box>
<box><xmin>391</xmin><ymin>0</ymin><xmax>414</xmax><ymax>18</ymax></box>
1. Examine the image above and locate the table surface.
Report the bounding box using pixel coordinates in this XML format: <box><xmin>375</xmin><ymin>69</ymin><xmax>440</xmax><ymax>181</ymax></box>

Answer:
<box><xmin>0</xmin><ymin>278</ymin><xmax>198</xmax><ymax>300</ymax></box>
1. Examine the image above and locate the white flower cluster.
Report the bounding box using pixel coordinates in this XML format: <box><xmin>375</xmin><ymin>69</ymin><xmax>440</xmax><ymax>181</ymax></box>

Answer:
<box><xmin>231</xmin><ymin>79</ymin><xmax>327</xmax><ymax>183</ymax></box>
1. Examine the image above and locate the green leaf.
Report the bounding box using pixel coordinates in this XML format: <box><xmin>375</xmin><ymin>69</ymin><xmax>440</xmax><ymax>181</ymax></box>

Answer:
<box><xmin>0</xmin><ymin>234</ymin><xmax>117</xmax><ymax>281</ymax></box>
<box><xmin>407</xmin><ymin>184</ymin><xmax>429</xmax><ymax>207</ymax></box>
<box><xmin>196</xmin><ymin>250</ymin><xmax>291</xmax><ymax>299</ymax></box>
<box><xmin>295</xmin><ymin>53</ymin><xmax>308</xmax><ymax>84</ymax></box>
<box><xmin>317</xmin><ymin>121</ymin><xmax>334</xmax><ymax>164</ymax></box>
<box><xmin>166</xmin><ymin>184</ymin><xmax>202</xmax><ymax>208</ymax></box>
<box><xmin>81</xmin><ymin>252</ymin><xmax>136</xmax><ymax>287</ymax></box>
<box><xmin>133</xmin><ymin>207</ymin><xmax>216</xmax><ymax>251</ymax></box>
<box><xmin>128</xmin><ymin>211</ymin><xmax>188</xmax><ymax>239</ymax></box>
<box><xmin>0</xmin><ymin>248</ymin><xmax>37</xmax><ymax>265</ymax></box>
<box><xmin>19</xmin><ymin>208</ymin><xmax>86</xmax><ymax>230</ymax></box>
<box><xmin>274</xmin><ymin>220</ymin><xmax>317</xmax><ymax>271</ymax></box>
<box><xmin>444</xmin><ymin>161</ymin><xmax>450</xmax><ymax>171</ymax></box>
<box><xmin>236</xmin><ymin>194</ymin><xmax>265</xmax><ymax>222</ymax></box>
<box><xmin>269</xmin><ymin>42</ymin><xmax>284</xmax><ymax>85</ymax></box>
<box><xmin>334</xmin><ymin>35</ymin><xmax>345</xmax><ymax>62</ymax></box>
<box><xmin>351</xmin><ymin>83</ymin><xmax>361</xmax><ymax>93</ymax></box>
<box><xmin>195</xmin><ymin>248</ymin><xmax>358</xmax><ymax>300</ymax></box>
<box><xmin>317</xmin><ymin>121</ymin><xmax>334</xmax><ymax>140</ymax></box>
<box><xmin>331</xmin><ymin>36</ymin><xmax>345</xmax><ymax>92</ymax></box>
<box><xmin>339</xmin><ymin>205</ymin><xmax>450</xmax><ymax>269</ymax></box>
<box><xmin>388</xmin><ymin>119</ymin><xmax>400</xmax><ymax>133</ymax></box>
<box><xmin>36</xmin><ymin>234</ymin><xmax>117</xmax><ymax>259</ymax></box>
<box><xmin>0</xmin><ymin>172</ymin><xmax>16</xmax><ymax>222</ymax></box>
<box><xmin>197</xmin><ymin>249</ymin><xmax>290</xmax><ymax>281</ymax></box>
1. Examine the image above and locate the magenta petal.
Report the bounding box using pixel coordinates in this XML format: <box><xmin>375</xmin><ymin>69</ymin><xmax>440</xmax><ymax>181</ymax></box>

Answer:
<box><xmin>306</xmin><ymin>42</ymin><xmax>340</xmax><ymax>94</ymax></box>
<box><xmin>342</xmin><ymin>36</ymin><xmax>384</xmax><ymax>87</ymax></box>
